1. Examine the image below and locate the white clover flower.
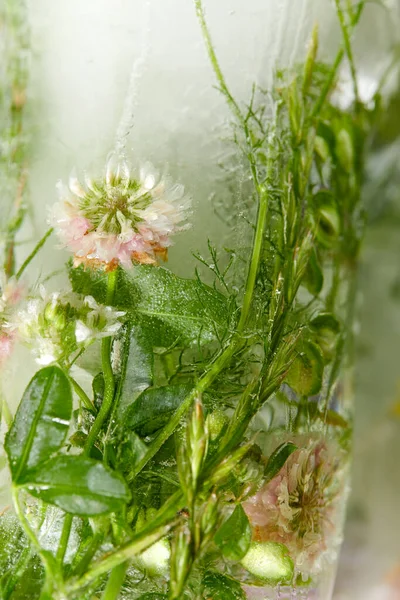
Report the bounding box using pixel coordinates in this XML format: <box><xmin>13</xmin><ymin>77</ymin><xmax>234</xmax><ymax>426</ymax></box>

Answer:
<box><xmin>14</xmin><ymin>286</ymin><xmax>125</xmax><ymax>366</ymax></box>
<box><xmin>75</xmin><ymin>296</ymin><xmax>125</xmax><ymax>344</ymax></box>
<box><xmin>49</xmin><ymin>155</ymin><xmax>191</xmax><ymax>271</ymax></box>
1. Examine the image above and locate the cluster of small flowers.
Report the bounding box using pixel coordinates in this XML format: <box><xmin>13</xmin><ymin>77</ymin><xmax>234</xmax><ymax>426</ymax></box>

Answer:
<box><xmin>13</xmin><ymin>286</ymin><xmax>125</xmax><ymax>366</ymax></box>
<box><xmin>0</xmin><ymin>275</ymin><xmax>25</xmax><ymax>364</ymax></box>
<box><xmin>49</xmin><ymin>155</ymin><xmax>191</xmax><ymax>271</ymax></box>
<box><xmin>243</xmin><ymin>438</ymin><xmax>346</xmax><ymax>577</ymax></box>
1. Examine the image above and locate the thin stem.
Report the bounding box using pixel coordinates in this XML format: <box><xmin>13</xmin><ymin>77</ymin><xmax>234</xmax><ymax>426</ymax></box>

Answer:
<box><xmin>56</xmin><ymin>513</ymin><xmax>73</xmax><ymax>564</ymax></box>
<box><xmin>71</xmin><ymin>531</ymin><xmax>105</xmax><ymax>577</ymax></box>
<box><xmin>84</xmin><ymin>269</ymin><xmax>118</xmax><ymax>456</ymax></box>
<box><xmin>194</xmin><ymin>0</ymin><xmax>242</xmax><ymax>124</ymax></box>
<box><xmin>69</xmin><ymin>376</ymin><xmax>96</xmax><ymax>414</ymax></box>
<box><xmin>11</xmin><ymin>487</ymin><xmax>41</xmax><ymax>553</ymax></box>
<box><xmin>335</xmin><ymin>0</ymin><xmax>358</xmax><ymax>103</ymax></box>
<box><xmin>16</xmin><ymin>227</ymin><xmax>53</xmax><ymax>281</ymax></box>
<box><xmin>311</xmin><ymin>1</ymin><xmax>365</xmax><ymax>118</ymax></box>
<box><xmin>101</xmin><ymin>562</ymin><xmax>128</xmax><ymax>600</ymax></box>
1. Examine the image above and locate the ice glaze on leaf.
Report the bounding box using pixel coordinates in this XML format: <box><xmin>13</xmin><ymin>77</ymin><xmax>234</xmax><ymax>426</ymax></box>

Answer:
<box><xmin>69</xmin><ymin>263</ymin><xmax>229</xmax><ymax>347</ymax></box>
<box><xmin>202</xmin><ymin>571</ymin><xmax>246</xmax><ymax>600</ymax></box>
<box><xmin>5</xmin><ymin>366</ymin><xmax>72</xmax><ymax>482</ymax></box>
<box><xmin>214</xmin><ymin>504</ymin><xmax>252</xmax><ymax>561</ymax></box>
<box><xmin>126</xmin><ymin>384</ymin><xmax>193</xmax><ymax>436</ymax></box>
<box><xmin>118</xmin><ymin>324</ymin><xmax>154</xmax><ymax>416</ymax></box>
<box><xmin>19</xmin><ymin>455</ymin><xmax>130</xmax><ymax>515</ymax></box>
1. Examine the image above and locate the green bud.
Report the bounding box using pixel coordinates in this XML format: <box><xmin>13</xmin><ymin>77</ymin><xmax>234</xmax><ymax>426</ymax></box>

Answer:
<box><xmin>314</xmin><ymin>135</ymin><xmax>330</xmax><ymax>163</ymax></box>
<box><xmin>200</xmin><ymin>493</ymin><xmax>219</xmax><ymax>540</ymax></box>
<box><xmin>336</xmin><ymin>128</ymin><xmax>354</xmax><ymax>173</ymax></box>
<box><xmin>241</xmin><ymin>541</ymin><xmax>294</xmax><ymax>583</ymax></box>
<box><xmin>206</xmin><ymin>409</ymin><xmax>228</xmax><ymax>441</ymax></box>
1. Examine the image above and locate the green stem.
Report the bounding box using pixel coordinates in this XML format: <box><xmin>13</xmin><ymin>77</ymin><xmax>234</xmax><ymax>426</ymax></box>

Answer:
<box><xmin>101</xmin><ymin>562</ymin><xmax>128</xmax><ymax>600</ymax></box>
<box><xmin>16</xmin><ymin>227</ymin><xmax>53</xmax><ymax>281</ymax></box>
<box><xmin>69</xmin><ymin>376</ymin><xmax>96</xmax><ymax>414</ymax></box>
<box><xmin>11</xmin><ymin>487</ymin><xmax>42</xmax><ymax>553</ymax></box>
<box><xmin>335</xmin><ymin>0</ymin><xmax>359</xmax><ymax>103</ymax></box>
<box><xmin>71</xmin><ymin>531</ymin><xmax>105</xmax><ymax>577</ymax></box>
<box><xmin>84</xmin><ymin>270</ymin><xmax>118</xmax><ymax>456</ymax></box>
<box><xmin>56</xmin><ymin>513</ymin><xmax>73</xmax><ymax>564</ymax></box>
<box><xmin>311</xmin><ymin>1</ymin><xmax>365</xmax><ymax>118</ymax></box>
<box><xmin>194</xmin><ymin>0</ymin><xmax>242</xmax><ymax>123</ymax></box>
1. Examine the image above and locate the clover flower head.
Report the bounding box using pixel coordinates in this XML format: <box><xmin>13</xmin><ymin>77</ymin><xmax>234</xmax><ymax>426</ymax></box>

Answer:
<box><xmin>0</xmin><ymin>274</ymin><xmax>25</xmax><ymax>365</ymax></box>
<box><xmin>243</xmin><ymin>437</ymin><xmax>347</xmax><ymax>577</ymax></box>
<box><xmin>49</xmin><ymin>154</ymin><xmax>191</xmax><ymax>271</ymax></box>
<box><xmin>14</xmin><ymin>286</ymin><xmax>125</xmax><ymax>365</ymax></box>
<box><xmin>75</xmin><ymin>296</ymin><xmax>125</xmax><ymax>343</ymax></box>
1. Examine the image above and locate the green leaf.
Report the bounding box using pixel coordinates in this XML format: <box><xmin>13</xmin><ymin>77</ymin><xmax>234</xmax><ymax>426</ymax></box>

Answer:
<box><xmin>202</xmin><ymin>571</ymin><xmax>246</xmax><ymax>600</ymax></box>
<box><xmin>118</xmin><ymin>324</ymin><xmax>154</xmax><ymax>416</ymax></box>
<box><xmin>127</xmin><ymin>265</ymin><xmax>229</xmax><ymax>345</ymax></box>
<box><xmin>285</xmin><ymin>339</ymin><xmax>324</xmax><ymax>397</ymax></box>
<box><xmin>302</xmin><ymin>247</ymin><xmax>323</xmax><ymax>296</ymax></box>
<box><xmin>5</xmin><ymin>367</ymin><xmax>72</xmax><ymax>481</ymax></box>
<box><xmin>336</xmin><ymin>128</ymin><xmax>354</xmax><ymax>173</ymax></box>
<box><xmin>69</xmin><ymin>264</ymin><xmax>229</xmax><ymax>347</ymax></box>
<box><xmin>241</xmin><ymin>541</ymin><xmax>294</xmax><ymax>583</ymax></box>
<box><xmin>126</xmin><ymin>384</ymin><xmax>192</xmax><ymax>436</ymax></box>
<box><xmin>322</xmin><ymin>409</ymin><xmax>348</xmax><ymax>428</ymax></box>
<box><xmin>214</xmin><ymin>504</ymin><xmax>252</xmax><ymax>561</ymax></box>
<box><xmin>264</xmin><ymin>441</ymin><xmax>298</xmax><ymax>483</ymax></box>
<box><xmin>310</xmin><ymin>312</ymin><xmax>341</xmax><ymax>362</ymax></box>
<box><xmin>19</xmin><ymin>455</ymin><xmax>130</xmax><ymax>516</ymax></box>
<box><xmin>312</xmin><ymin>190</ymin><xmax>340</xmax><ymax>248</ymax></box>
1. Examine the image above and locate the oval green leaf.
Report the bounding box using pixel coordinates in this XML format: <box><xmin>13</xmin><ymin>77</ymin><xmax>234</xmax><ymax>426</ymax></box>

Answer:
<box><xmin>19</xmin><ymin>455</ymin><xmax>130</xmax><ymax>516</ymax></box>
<box><xmin>285</xmin><ymin>340</ymin><xmax>324</xmax><ymax>397</ymax></box>
<box><xmin>214</xmin><ymin>504</ymin><xmax>252</xmax><ymax>561</ymax></box>
<box><xmin>302</xmin><ymin>247</ymin><xmax>323</xmax><ymax>296</ymax></box>
<box><xmin>264</xmin><ymin>441</ymin><xmax>298</xmax><ymax>483</ymax></box>
<box><xmin>202</xmin><ymin>571</ymin><xmax>246</xmax><ymax>600</ymax></box>
<box><xmin>5</xmin><ymin>366</ymin><xmax>72</xmax><ymax>482</ymax></box>
<box><xmin>312</xmin><ymin>190</ymin><xmax>340</xmax><ymax>248</ymax></box>
<box><xmin>310</xmin><ymin>312</ymin><xmax>341</xmax><ymax>362</ymax></box>
<box><xmin>126</xmin><ymin>384</ymin><xmax>192</xmax><ymax>436</ymax></box>
<box><xmin>241</xmin><ymin>541</ymin><xmax>294</xmax><ymax>584</ymax></box>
